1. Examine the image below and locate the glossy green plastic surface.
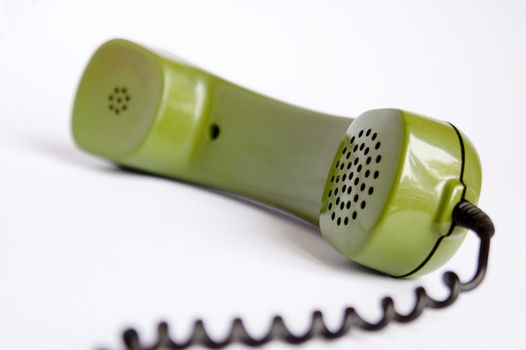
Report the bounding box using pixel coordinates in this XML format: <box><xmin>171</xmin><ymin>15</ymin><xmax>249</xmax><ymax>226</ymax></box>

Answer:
<box><xmin>72</xmin><ymin>39</ymin><xmax>482</xmax><ymax>277</ymax></box>
<box><xmin>320</xmin><ymin>109</ymin><xmax>481</xmax><ymax>276</ymax></box>
<box><xmin>72</xmin><ymin>39</ymin><xmax>352</xmax><ymax>224</ymax></box>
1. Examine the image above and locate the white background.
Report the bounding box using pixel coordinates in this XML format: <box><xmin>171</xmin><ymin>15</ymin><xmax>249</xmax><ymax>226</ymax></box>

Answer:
<box><xmin>1</xmin><ymin>0</ymin><xmax>525</xmax><ymax>349</ymax></box>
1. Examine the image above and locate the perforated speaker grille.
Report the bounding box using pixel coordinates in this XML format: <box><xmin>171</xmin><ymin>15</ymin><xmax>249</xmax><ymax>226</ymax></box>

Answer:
<box><xmin>108</xmin><ymin>86</ymin><xmax>131</xmax><ymax>115</ymax></box>
<box><xmin>326</xmin><ymin>128</ymin><xmax>383</xmax><ymax>226</ymax></box>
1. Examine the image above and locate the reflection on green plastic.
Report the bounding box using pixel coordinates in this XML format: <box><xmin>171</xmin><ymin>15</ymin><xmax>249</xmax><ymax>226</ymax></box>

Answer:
<box><xmin>320</xmin><ymin>110</ymin><xmax>481</xmax><ymax>276</ymax></box>
<box><xmin>72</xmin><ymin>39</ymin><xmax>482</xmax><ymax>277</ymax></box>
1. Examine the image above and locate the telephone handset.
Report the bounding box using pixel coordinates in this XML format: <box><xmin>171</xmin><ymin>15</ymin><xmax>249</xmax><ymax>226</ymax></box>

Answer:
<box><xmin>71</xmin><ymin>39</ymin><xmax>494</xmax><ymax>349</ymax></box>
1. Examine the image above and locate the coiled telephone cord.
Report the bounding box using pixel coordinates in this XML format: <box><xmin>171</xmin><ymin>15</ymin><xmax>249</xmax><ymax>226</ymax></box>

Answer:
<box><xmin>120</xmin><ymin>200</ymin><xmax>494</xmax><ymax>349</ymax></box>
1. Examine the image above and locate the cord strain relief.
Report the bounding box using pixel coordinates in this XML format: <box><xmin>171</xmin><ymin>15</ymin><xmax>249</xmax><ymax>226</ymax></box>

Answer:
<box><xmin>453</xmin><ymin>200</ymin><xmax>495</xmax><ymax>238</ymax></box>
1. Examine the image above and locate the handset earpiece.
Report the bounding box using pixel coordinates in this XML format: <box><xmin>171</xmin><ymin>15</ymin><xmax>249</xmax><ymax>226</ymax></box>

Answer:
<box><xmin>320</xmin><ymin>109</ymin><xmax>482</xmax><ymax>276</ymax></box>
<box><xmin>72</xmin><ymin>39</ymin><xmax>483</xmax><ymax>277</ymax></box>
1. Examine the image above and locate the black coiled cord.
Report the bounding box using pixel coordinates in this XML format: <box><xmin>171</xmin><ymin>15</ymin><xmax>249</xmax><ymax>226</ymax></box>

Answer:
<box><xmin>120</xmin><ymin>200</ymin><xmax>494</xmax><ymax>350</ymax></box>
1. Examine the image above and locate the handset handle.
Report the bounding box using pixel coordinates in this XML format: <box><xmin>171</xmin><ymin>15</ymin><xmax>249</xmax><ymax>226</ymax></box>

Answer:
<box><xmin>72</xmin><ymin>39</ymin><xmax>353</xmax><ymax>224</ymax></box>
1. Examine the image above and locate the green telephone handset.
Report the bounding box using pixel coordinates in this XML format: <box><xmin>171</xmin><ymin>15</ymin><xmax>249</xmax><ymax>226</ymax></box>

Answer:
<box><xmin>71</xmin><ymin>39</ymin><xmax>494</xmax><ymax>348</ymax></box>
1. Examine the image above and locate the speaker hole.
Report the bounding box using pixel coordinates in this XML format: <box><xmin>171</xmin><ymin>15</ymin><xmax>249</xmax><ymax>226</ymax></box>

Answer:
<box><xmin>208</xmin><ymin>124</ymin><xmax>220</xmax><ymax>140</ymax></box>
